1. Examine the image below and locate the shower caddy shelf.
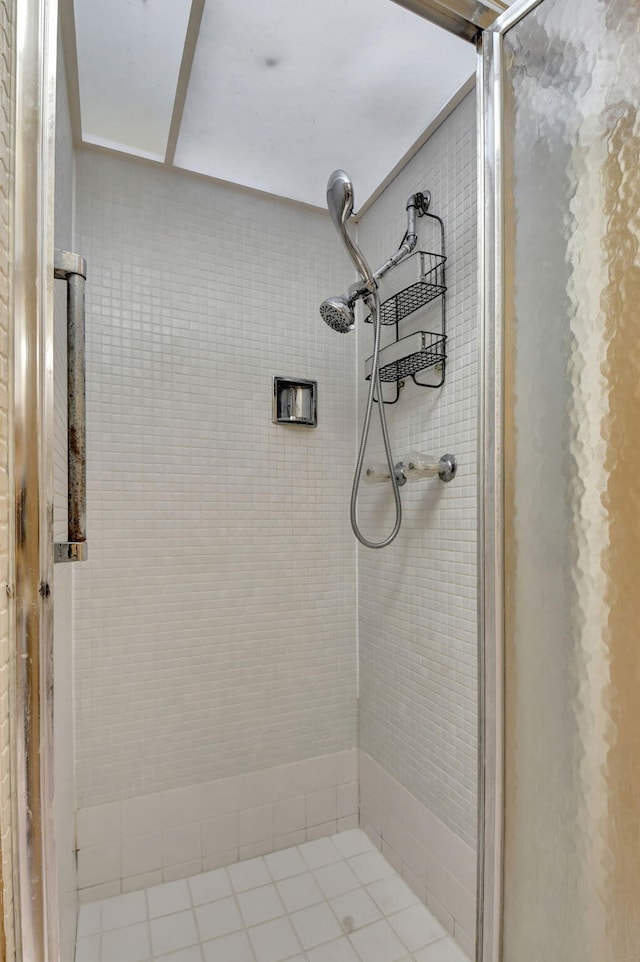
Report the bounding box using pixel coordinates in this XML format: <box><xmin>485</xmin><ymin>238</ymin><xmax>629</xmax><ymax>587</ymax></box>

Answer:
<box><xmin>364</xmin><ymin>209</ymin><xmax>447</xmax><ymax>404</ymax></box>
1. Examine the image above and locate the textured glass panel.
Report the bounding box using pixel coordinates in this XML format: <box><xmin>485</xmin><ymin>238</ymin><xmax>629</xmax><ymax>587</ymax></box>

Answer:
<box><xmin>501</xmin><ymin>0</ymin><xmax>640</xmax><ymax>959</ymax></box>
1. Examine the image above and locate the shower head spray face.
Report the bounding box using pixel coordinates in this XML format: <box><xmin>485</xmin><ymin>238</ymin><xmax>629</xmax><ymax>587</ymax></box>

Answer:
<box><xmin>319</xmin><ymin>294</ymin><xmax>355</xmax><ymax>333</ymax></box>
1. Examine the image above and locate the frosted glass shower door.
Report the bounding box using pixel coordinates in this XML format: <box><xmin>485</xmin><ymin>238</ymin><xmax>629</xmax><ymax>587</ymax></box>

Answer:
<box><xmin>480</xmin><ymin>0</ymin><xmax>640</xmax><ymax>960</ymax></box>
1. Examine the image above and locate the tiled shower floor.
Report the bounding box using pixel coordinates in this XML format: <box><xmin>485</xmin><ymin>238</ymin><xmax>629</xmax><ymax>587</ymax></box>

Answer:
<box><xmin>75</xmin><ymin>829</ymin><xmax>468</xmax><ymax>962</ymax></box>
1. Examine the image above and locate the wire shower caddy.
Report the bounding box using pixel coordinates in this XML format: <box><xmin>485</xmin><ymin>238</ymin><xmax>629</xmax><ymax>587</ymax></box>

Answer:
<box><xmin>364</xmin><ymin>209</ymin><xmax>447</xmax><ymax>403</ymax></box>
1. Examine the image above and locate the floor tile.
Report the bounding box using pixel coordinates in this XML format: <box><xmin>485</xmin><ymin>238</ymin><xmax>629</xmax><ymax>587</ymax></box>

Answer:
<box><xmin>276</xmin><ymin>872</ymin><xmax>324</xmax><ymax>913</ymax></box>
<box><xmin>348</xmin><ymin>918</ymin><xmax>408</xmax><ymax>962</ymax></box>
<box><xmin>413</xmin><ymin>937</ymin><xmax>469</xmax><ymax>961</ymax></box>
<box><xmin>331</xmin><ymin>829</ymin><xmax>373</xmax><ymax>859</ymax></box>
<box><xmin>75</xmin><ymin>833</ymin><xmax>456</xmax><ymax>962</ymax></box>
<box><xmin>101</xmin><ymin>921</ymin><xmax>151</xmax><ymax>962</ymax></box>
<box><xmin>313</xmin><ymin>861</ymin><xmax>360</xmax><ymax>899</ymax></box>
<box><xmin>298</xmin><ymin>837</ymin><xmax>342</xmax><ymax>870</ymax></box>
<box><xmin>248</xmin><ymin>916</ymin><xmax>301</xmax><ymax>962</ymax></box>
<box><xmin>306</xmin><ymin>936</ymin><xmax>361</xmax><ymax>961</ymax></box>
<box><xmin>195</xmin><ymin>896</ymin><xmax>244</xmax><ymax>941</ymax></box>
<box><xmin>330</xmin><ymin>887</ymin><xmax>382</xmax><ymax>932</ymax></box>
<box><xmin>75</xmin><ymin>934</ymin><xmax>100</xmax><ymax>962</ymax></box>
<box><xmin>147</xmin><ymin>879</ymin><xmax>191</xmax><ymax>919</ymax></box>
<box><xmin>202</xmin><ymin>929</ymin><xmax>256</xmax><ymax>962</ymax></box>
<box><xmin>101</xmin><ymin>891</ymin><xmax>147</xmax><ymax>932</ymax></box>
<box><xmin>290</xmin><ymin>901</ymin><xmax>342</xmax><ymax>949</ymax></box>
<box><xmin>150</xmin><ymin>909</ymin><xmax>198</xmax><ymax>956</ymax></box>
<box><xmin>387</xmin><ymin>903</ymin><xmax>447</xmax><ymax>952</ymax></box>
<box><xmin>366</xmin><ymin>875</ymin><xmax>419</xmax><ymax>916</ymax></box>
<box><xmin>228</xmin><ymin>857</ymin><xmax>272</xmax><ymax>892</ymax></box>
<box><xmin>264</xmin><ymin>847</ymin><xmax>307</xmax><ymax>881</ymax></box>
<box><xmin>188</xmin><ymin>867</ymin><xmax>232</xmax><ymax>906</ymax></box>
<box><xmin>237</xmin><ymin>883</ymin><xmax>286</xmax><ymax>927</ymax></box>
<box><xmin>347</xmin><ymin>850</ymin><xmax>395</xmax><ymax>885</ymax></box>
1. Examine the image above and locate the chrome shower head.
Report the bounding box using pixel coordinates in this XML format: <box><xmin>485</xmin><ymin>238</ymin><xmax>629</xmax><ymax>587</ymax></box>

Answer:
<box><xmin>325</xmin><ymin>170</ymin><xmax>376</xmax><ymax>291</ymax></box>
<box><xmin>319</xmin><ymin>294</ymin><xmax>355</xmax><ymax>334</ymax></box>
<box><xmin>326</xmin><ymin>169</ymin><xmax>355</xmax><ymax>234</ymax></box>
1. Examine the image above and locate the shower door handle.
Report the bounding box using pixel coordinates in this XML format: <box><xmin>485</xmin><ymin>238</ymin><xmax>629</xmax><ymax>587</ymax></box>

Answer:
<box><xmin>53</xmin><ymin>249</ymin><xmax>88</xmax><ymax>563</ymax></box>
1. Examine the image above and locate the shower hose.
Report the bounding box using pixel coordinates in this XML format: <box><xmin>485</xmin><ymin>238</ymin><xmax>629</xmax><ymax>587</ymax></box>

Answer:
<box><xmin>350</xmin><ymin>289</ymin><xmax>402</xmax><ymax>548</ymax></box>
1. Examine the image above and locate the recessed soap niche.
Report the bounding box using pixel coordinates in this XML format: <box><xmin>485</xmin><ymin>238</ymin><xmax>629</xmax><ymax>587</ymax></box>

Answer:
<box><xmin>272</xmin><ymin>376</ymin><xmax>317</xmax><ymax>427</ymax></box>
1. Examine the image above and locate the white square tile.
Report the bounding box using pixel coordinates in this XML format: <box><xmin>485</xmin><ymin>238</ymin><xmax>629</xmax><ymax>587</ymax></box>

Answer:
<box><xmin>121</xmin><ymin>794</ymin><xmax>161</xmax><ymax>839</ymax></box>
<box><xmin>248</xmin><ymin>916</ymin><xmax>301</xmax><ymax>962</ymax></box>
<box><xmin>195</xmin><ymin>896</ymin><xmax>243</xmax><ymax>941</ymax></box>
<box><xmin>162</xmin><ymin>822</ymin><xmax>201</xmax><ymax>867</ymax></box>
<box><xmin>147</xmin><ymin>879</ymin><xmax>191</xmax><ymax>919</ymax></box>
<box><xmin>306</xmin><ymin>789</ymin><xmax>337</xmax><ymax>828</ymax></box>
<box><xmin>273</xmin><ymin>796</ymin><xmax>305</xmax><ymax>837</ymax></box>
<box><xmin>122</xmin><ymin>870</ymin><xmax>163</xmax><ymax>893</ymax></box>
<box><xmin>265</xmin><ymin>846</ymin><xmax>307</xmax><ymax>881</ymax></box>
<box><xmin>162</xmin><ymin>784</ymin><xmax>204</xmax><ymax>829</ymax></box>
<box><xmin>332</xmin><ymin>830</ymin><xmax>373</xmax><ymax>859</ymax></box>
<box><xmin>330</xmin><ymin>888</ymin><xmax>382</xmax><ymax>932</ymax></box>
<box><xmin>298</xmin><ymin>837</ymin><xmax>341</xmax><ymax>870</ymax></box>
<box><xmin>155</xmin><ymin>946</ymin><xmax>203</xmax><ymax>962</ymax></box>
<box><xmin>121</xmin><ymin>832</ymin><xmax>162</xmax><ymax>878</ymax></box>
<box><xmin>101</xmin><ymin>890</ymin><xmax>147</xmax><ymax>931</ymax></box>
<box><xmin>313</xmin><ymin>861</ymin><xmax>360</xmax><ymax>899</ymax></box>
<box><xmin>163</xmin><ymin>859</ymin><xmax>202</xmax><ymax>883</ymax></box>
<box><xmin>348</xmin><ymin>850</ymin><xmax>395</xmax><ymax>885</ymax></box>
<box><xmin>307</xmin><ymin>936</ymin><xmax>361</xmax><ymax>962</ymax></box>
<box><xmin>306</xmin><ymin>821</ymin><xmax>338</xmax><ymax>842</ymax></box>
<box><xmin>228</xmin><ymin>857</ymin><xmax>271</xmax><ymax>892</ymax></box>
<box><xmin>238</xmin><ymin>804</ymin><xmax>273</xmax><ymax>846</ymax></box>
<box><xmin>334</xmin><ymin>750</ymin><xmax>357</xmax><ymax>787</ymax></box>
<box><xmin>76</xmin><ymin>803</ymin><xmax>120</xmax><ymax>849</ymax></box>
<box><xmin>290</xmin><ymin>902</ymin><xmax>342</xmax><ymax>950</ymax></box>
<box><xmin>348</xmin><ymin>918</ymin><xmax>408</xmax><ymax>962</ymax></box>
<box><xmin>413</xmin><ymin>937</ymin><xmax>468</xmax><ymax>961</ymax></box>
<box><xmin>77</xmin><ymin>842</ymin><xmax>120</xmax><ymax>889</ymax></box>
<box><xmin>240</xmin><ymin>840</ymin><xmax>274</xmax><ymax>861</ymax></box>
<box><xmin>366</xmin><ymin>875</ymin><xmax>419</xmax><ymax>915</ymax></box>
<box><xmin>101</xmin><ymin>921</ymin><xmax>151</xmax><ymax>962</ymax></box>
<box><xmin>77</xmin><ymin>901</ymin><xmax>101</xmax><ymax>937</ymax></box>
<box><xmin>337</xmin><ymin>783</ymin><xmax>358</xmax><ymax>819</ymax></box>
<box><xmin>150</xmin><ymin>910</ymin><xmax>198</xmax><ymax>956</ymax></box>
<box><xmin>276</xmin><ymin>871</ymin><xmax>324</xmax><ymax>913</ymax></box>
<box><xmin>75</xmin><ymin>934</ymin><xmax>100</xmax><ymax>962</ymax></box>
<box><xmin>189</xmin><ymin>868</ymin><xmax>232</xmax><ymax>906</ymax></box>
<box><xmin>237</xmin><ymin>883</ymin><xmax>285</xmax><ymax>927</ymax></box>
<box><xmin>387</xmin><ymin>904</ymin><xmax>447</xmax><ymax>952</ymax></box>
<box><xmin>203</xmin><ymin>929</ymin><xmax>255</xmax><ymax>962</ymax></box>
<box><xmin>203</xmin><ymin>850</ymin><xmax>238</xmax><ymax>873</ymax></box>
<box><xmin>202</xmin><ymin>813</ymin><xmax>238</xmax><ymax>856</ymax></box>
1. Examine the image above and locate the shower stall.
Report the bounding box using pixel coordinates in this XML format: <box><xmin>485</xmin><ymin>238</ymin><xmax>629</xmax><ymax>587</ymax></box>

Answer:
<box><xmin>3</xmin><ymin>0</ymin><xmax>640</xmax><ymax>961</ymax></box>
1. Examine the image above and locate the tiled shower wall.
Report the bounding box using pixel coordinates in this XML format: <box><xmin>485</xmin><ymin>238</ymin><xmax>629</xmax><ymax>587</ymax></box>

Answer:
<box><xmin>73</xmin><ymin>152</ymin><xmax>358</xmax><ymax>896</ymax></box>
<box><xmin>356</xmin><ymin>92</ymin><xmax>477</xmax><ymax>953</ymax></box>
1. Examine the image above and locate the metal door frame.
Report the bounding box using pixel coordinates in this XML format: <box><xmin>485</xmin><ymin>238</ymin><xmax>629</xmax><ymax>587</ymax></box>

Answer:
<box><xmin>13</xmin><ymin>0</ymin><xmax>58</xmax><ymax>957</ymax></box>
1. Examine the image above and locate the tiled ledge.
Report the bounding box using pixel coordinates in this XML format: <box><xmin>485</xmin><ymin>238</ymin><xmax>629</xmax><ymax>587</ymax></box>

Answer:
<box><xmin>76</xmin><ymin>750</ymin><xmax>358</xmax><ymax>904</ymax></box>
<box><xmin>358</xmin><ymin>751</ymin><xmax>476</xmax><ymax>959</ymax></box>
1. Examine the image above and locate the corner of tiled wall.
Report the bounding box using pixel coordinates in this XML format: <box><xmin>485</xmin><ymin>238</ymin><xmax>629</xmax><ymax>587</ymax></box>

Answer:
<box><xmin>76</xmin><ymin>750</ymin><xmax>358</xmax><ymax>902</ymax></box>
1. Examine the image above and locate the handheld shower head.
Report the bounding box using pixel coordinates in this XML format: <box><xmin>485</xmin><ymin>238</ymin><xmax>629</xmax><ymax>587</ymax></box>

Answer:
<box><xmin>326</xmin><ymin>169</ymin><xmax>355</xmax><ymax>234</ymax></box>
<box><xmin>319</xmin><ymin>294</ymin><xmax>355</xmax><ymax>334</ymax></box>
<box><xmin>325</xmin><ymin>169</ymin><xmax>377</xmax><ymax>291</ymax></box>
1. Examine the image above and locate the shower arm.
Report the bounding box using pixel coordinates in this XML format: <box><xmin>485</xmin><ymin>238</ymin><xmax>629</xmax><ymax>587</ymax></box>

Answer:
<box><xmin>347</xmin><ymin>196</ymin><xmax>422</xmax><ymax>303</ymax></box>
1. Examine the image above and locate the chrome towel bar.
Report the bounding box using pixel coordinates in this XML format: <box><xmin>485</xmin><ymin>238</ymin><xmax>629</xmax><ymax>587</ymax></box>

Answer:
<box><xmin>53</xmin><ymin>249</ymin><xmax>88</xmax><ymax>563</ymax></box>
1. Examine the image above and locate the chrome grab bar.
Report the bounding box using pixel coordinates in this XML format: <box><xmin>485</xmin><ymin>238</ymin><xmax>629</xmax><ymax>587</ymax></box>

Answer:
<box><xmin>53</xmin><ymin>249</ymin><xmax>88</xmax><ymax>563</ymax></box>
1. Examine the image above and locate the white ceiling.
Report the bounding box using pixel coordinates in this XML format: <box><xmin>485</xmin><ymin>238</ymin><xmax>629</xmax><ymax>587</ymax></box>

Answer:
<box><xmin>72</xmin><ymin>0</ymin><xmax>477</xmax><ymax>209</ymax></box>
